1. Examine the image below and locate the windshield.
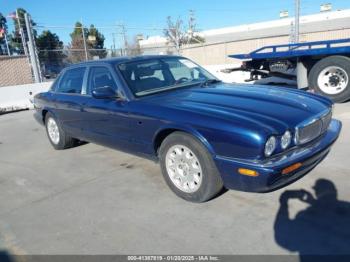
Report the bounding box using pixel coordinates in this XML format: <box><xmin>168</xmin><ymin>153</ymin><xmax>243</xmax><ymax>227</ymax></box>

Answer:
<box><xmin>116</xmin><ymin>57</ymin><xmax>216</xmax><ymax>97</ymax></box>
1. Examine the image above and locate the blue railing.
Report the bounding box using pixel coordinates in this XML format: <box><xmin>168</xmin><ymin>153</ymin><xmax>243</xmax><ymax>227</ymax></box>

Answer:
<box><xmin>230</xmin><ymin>38</ymin><xmax>350</xmax><ymax>60</ymax></box>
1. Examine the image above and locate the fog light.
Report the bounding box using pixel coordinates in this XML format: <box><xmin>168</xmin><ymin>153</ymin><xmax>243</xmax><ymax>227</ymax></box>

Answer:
<box><xmin>238</xmin><ymin>168</ymin><xmax>259</xmax><ymax>177</ymax></box>
<box><xmin>282</xmin><ymin>163</ymin><xmax>302</xmax><ymax>175</ymax></box>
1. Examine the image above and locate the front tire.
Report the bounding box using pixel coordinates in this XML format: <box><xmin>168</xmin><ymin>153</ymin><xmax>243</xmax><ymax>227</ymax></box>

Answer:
<box><xmin>309</xmin><ymin>56</ymin><xmax>350</xmax><ymax>103</ymax></box>
<box><xmin>45</xmin><ymin>113</ymin><xmax>76</xmax><ymax>150</ymax></box>
<box><xmin>159</xmin><ymin>132</ymin><xmax>223</xmax><ymax>202</ymax></box>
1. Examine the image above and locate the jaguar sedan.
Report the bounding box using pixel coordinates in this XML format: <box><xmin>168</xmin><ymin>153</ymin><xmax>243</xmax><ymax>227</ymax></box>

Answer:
<box><xmin>33</xmin><ymin>55</ymin><xmax>342</xmax><ymax>202</ymax></box>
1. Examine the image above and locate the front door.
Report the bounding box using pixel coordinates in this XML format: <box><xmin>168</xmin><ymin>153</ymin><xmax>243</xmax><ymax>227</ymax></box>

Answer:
<box><xmin>81</xmin><ymin>66</ymin><xmax>132</xmax><ymax>151</ymax></box>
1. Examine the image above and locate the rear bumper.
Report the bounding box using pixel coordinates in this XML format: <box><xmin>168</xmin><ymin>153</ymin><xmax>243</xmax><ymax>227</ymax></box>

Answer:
<box><xmin>214</xmin><ymin>119</ymin><xmax>342</xmax><ymax>192</ymax></box>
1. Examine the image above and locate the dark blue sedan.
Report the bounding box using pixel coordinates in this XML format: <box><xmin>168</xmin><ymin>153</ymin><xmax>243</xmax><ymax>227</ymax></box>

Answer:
<box><xmin>33</xmin><ymin>55</ymin><xmax>342</xmax><ymax>202</ymax></box>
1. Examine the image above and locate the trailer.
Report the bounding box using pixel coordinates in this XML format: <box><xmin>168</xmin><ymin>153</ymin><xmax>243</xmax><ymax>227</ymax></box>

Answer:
<box><xmin>226</xmin><ymin>38</ymin><xmax>350</xmax><ymax>103</ymax></box>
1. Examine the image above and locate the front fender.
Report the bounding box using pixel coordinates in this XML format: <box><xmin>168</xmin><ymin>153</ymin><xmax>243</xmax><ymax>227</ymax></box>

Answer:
<box><xmin>153</xmin><ymin>124</ymin><xmax>217</xmax><ymax>157</ymax></box>
<box><xmin>41</xmin><ymin>107</ymin><xmax>60</xmax><ymax>123</ymax></box>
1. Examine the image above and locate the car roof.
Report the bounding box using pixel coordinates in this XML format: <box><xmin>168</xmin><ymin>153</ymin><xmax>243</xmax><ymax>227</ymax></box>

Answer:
<box><xmin>69</xmin><ymin>55</ymin><xmax>185</xmax><ymax>68</ymax></box>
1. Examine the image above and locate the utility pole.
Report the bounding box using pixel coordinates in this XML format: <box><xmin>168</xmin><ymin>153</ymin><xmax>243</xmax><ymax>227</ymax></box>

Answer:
<box><xmin>187</xmin><ymin>9</ymin><xmax>203</xmax><ymax>45</ymax></box>
<box><xmin>294</xmin><ymin>0</ymin><xmax>300</xmax><ymax>43</ymax></box>
<box><xmin>188</xmin><ymin>10</ymin><xmax>195</xmax><ymax>34</ymax></box>
<box><xmin>4</xmin><ymin>31</ymin><xmax>11</xmax><ymax>56</ymax></box>
<box><xmin>289</xmin><ymin>20</ymin><xmax>295</xmax><ymax>43</ymax></box>
<box><xmin>112</xmin><ymin>32</ymin><xmax>116</xmax><ymax>56</ymax></box>
<box><xmin>24</xmin><ymin>12</ymin><xmax>42</xmax><ymax>83</ymax></box>
<box><xmin>187</xmin><ymin>9</ymin><xmax>195</xmax><ymax>45</ymax></box>
<box><xmin>119</xmin><ymin>23</ymin><xmax>128</xmax><ymax>56</ymax></box>
<box><xmin>81</xmin><ymin>19</ymin><xmax>88</xmax><ymax>61</ymax></box>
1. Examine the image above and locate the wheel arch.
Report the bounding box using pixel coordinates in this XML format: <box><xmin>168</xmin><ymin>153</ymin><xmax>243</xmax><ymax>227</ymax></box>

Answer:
<box><xmin>42</xmin><ymin>109</ymin><xmax>48</xmax><ymax>124</ymax></box>
<box><xmin>298</xmin><ymin>55</ymin><xmax>350</xmax><ymax>79</ymax></box>
<box><xmin>306</xmin><ymin>55</ymin><xmax>350</xmax><ymax>74</ymax></box>
<box><xmin>41</xmin><ymin>108</ymin><xmax>59</xmax><ymax>124</ymax></box>
<box><xmin>308</xmin><ymin>55</ymin><xmax>350</xmax><ymax>103</ymax></box>
<box><xmin>153</xmin><ymin>125</ymin><xmax>216</xmax><ymax>158</ymax></box>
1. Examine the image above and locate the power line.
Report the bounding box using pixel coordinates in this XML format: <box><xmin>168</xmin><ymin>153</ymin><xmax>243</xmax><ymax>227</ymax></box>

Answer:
<box><xmin>34</xmin><ymin>24</ymin><xmax>166</xmax><ymax>31</ymax></box>
<box><xmin>38</xmin><ymin>48</ymin><xmax>108</xmax><ymax>52</ymax></box>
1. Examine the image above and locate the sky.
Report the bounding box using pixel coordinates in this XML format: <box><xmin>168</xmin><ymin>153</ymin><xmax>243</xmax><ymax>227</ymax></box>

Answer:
<box><xmin>1</xmin><ymin>0</ymin><xmax>350</xmax><ymax>48</ymax></box>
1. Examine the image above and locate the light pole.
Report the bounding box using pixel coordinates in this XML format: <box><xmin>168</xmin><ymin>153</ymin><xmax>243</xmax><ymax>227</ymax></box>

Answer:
<box><xmin>81</xmin><ymin>19</ymin><xmax>88</xmax><ymax>61</ymax></box>
<box><xmin>16</xmin><ymin>9</ymin><xmax>29</xmax><ymax>56</ymax></box>
<box><xmin>24</xmin><ymin>12</ymin><xmax>41</xmax><ymax>83</ymax></box>
<box><xmin>294</xmin><ymin>0</ymin><xmax>300</xmax><ymax>43</ymax></box>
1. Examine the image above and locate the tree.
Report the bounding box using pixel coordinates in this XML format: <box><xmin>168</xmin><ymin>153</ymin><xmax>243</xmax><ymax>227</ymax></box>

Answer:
<box><xmin>68</xmin><ymin>22</ymin><xmax>107</xmax><ymax>63</ymax></box>
<box><xmin>0</xmin><ymin>12</ymin><xmax>9</xmax><ymax>55</ymax></box>
<box><xmin>0</xmin><ymin>13</ymin><xmax>6</xmax><ymax>29</ymax></box>
<box><xmin>186</xmin><ymin>12</ymin><xmax>205</xmax><ymax>45</ymax></box>
<box><xmin>87</xmin><ymin>24</ymin><xmax>106</xmax><ymax>59</ymax></box>
<box><xmin>164</xmin><ymin>16</ymin><xmax>184</xmax><ymax>53</ymax></box>
<box><xmin>36</xmin><ymin>30</ymin><xmax>65</xmax><ymax>68</ymax></box>
<box><xmin>164</xmin><ymin>14</ymin><xmax>205</xmax><ymax>54</ymax></box>
<box><xmin>67</xmin><ymin>21</ymin><xmax>88</xmax><ymax>63</ymax></box>
<box><xmin>11</xmin><ymin>8</ymin><xmax>36</xmax><ymax>54</ymax></box>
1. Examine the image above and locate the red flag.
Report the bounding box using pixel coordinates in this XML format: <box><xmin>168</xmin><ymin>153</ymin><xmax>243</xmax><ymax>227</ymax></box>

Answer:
<box><xmin>7</xmin><ymin>12</ymin><xmax>17</xmax><ymax>19</ymax></box>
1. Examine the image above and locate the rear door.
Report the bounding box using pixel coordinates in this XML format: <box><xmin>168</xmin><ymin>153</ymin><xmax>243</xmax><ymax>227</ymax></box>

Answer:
<box><xmin>52</xmin><ymin>66</ymin><xmax>87</xmax><ymax>137</ymax></box>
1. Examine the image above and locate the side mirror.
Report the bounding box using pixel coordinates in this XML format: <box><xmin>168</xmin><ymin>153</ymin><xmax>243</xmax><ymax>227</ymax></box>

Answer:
<box><xmin>92</xmin><ymin>86</ymin><xmax>119</xmax><ymax>99</ymax></box>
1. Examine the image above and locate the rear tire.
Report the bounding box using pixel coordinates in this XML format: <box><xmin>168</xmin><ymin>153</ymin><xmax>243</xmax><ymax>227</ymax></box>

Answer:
<box><xmin>159</xmin><ymin>132</ymin><xmax>223</xmax><ymax>203</ymax></box>
<box><xmin>45</xmin><ymin>112</ymin><xmax>76</xmax><ymax>150</ymax></box>
<box><xmin>308</xmin><ymin>56</ymin><xmax>350</xmax><ymax>103</ymax></box>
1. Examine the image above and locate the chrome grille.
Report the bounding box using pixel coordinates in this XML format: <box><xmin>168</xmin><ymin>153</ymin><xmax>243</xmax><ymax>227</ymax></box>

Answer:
<box><xmin>296</xmin><ymin>110</ymin><xmax>332</xmax><ymax>145</ymax></box>
<box><xmin>321</xmin><ymin>110</ymin><xmax>332</xmax><ymax>133</ymax></box>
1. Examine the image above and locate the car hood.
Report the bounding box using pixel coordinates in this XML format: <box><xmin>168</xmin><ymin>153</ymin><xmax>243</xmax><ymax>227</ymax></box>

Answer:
<box><xmin>143</xmin><ymin>83</ymin><xmax>332</xmax><ymax>134</ymax></box>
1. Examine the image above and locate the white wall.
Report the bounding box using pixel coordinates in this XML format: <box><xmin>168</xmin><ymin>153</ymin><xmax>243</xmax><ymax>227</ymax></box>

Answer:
<box><xmin>0</xmin><ymin>82</ymin><xmax>52</xmax><ymax>113</ymax></box>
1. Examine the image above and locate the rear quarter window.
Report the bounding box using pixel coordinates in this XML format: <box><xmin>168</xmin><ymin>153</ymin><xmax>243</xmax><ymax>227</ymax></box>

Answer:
<box><xmin>56</xmin><ymin>67</ymin><xmax>86</xmax><ymax>94</ymax></box>
<box><xmin>49</xmin><ymin>73</ymin><xmax>62</xmax><ymax>91</ymax></box>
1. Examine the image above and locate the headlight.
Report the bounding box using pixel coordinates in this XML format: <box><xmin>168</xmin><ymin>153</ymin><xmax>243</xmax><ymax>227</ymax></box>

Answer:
<box><xmin>265</xmin><ymin>136</ymin><xmax>276</xmax><ymax>157</ymax></box>
<box><xmin>281</xmin><ymin>131</ymin><xmax>292</xmax><ymax>150</ymax></box>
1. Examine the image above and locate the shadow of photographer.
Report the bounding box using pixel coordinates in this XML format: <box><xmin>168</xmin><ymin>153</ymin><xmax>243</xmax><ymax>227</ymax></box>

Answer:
<box><xmin>0</xmin><ymin>251</ymin><xmax>14</xmax><ymax>262</ymax></box>
<box><xmin>274</xmin><ymin>179</ymin><xmax>350</xmax><ymax>261</ymax></box>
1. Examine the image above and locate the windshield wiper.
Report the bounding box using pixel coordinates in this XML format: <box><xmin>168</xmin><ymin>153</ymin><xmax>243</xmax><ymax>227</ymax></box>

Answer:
<box><xmin>200</xmin><ymin>79</ymin><xmax>222</xmax><ymax>87</ymax></box>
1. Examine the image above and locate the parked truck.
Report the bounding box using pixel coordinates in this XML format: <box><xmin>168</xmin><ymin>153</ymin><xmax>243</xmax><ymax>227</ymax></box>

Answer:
<box><xmin>226</xmin><ymin>38</ymin><xmax>350</xmax><ymax>103</ymax></box>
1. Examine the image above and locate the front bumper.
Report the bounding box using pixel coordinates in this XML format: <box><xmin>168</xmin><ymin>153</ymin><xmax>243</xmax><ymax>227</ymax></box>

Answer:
<box><xmin>214</xmin><ymin>119</ymin><xmax>342</xmax><ymax>192</ymax></box>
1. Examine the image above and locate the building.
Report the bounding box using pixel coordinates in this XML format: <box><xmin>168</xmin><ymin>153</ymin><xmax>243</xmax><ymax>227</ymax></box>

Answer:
<box><xmin>139</xmin><ymin>9</ymin><xmax>350</xmax><ymax>65</ymax></box>
<box><xmin>139</xmin><ymin>36</ymin><xmax>170</xmax><ymax>55</ymax></box>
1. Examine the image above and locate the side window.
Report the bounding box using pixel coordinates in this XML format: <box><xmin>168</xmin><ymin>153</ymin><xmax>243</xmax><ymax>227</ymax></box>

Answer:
<box><xmin>135</xmin><ymin>61</ymin><xmax>165</xmax><ymax>81</ymax></box>
<box><xmin>88</xmin><ymin>67</ymin><xmax>117</xmax><ymax>95</ymax></box>
<box><xmin>167</xmin><ymin>60</ymin><xmax>203</xmax><ymax>81</ymax></box>
<box><xmin>50</xmin><ymin>73</ymin><xmax>61</xmax><ymax>91</ymax></box>
<box><xmin>139</xmin><ymin>69</ymin><xmax>164</xmax><ymax>81</ymax></box>
<box><xmin>56</xmin><ymin>67</ymin><xmax>86</xmax><ymax>94</ymax></box>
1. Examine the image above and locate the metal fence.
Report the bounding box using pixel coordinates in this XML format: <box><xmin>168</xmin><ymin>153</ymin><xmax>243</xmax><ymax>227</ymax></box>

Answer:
<box><xmin>2</xmin><ymin>11</ymin><xmax>350</xmax><ymax>84</ymax></box>
<box><xmin>1</xmin><ymin>13</ymin><xmax>172</xmax><ymax>82</ymax></box>
<box><xmin>36</xmin><ymin>46</ymin><xmax>178</xmax><ymax>79</ymax></box>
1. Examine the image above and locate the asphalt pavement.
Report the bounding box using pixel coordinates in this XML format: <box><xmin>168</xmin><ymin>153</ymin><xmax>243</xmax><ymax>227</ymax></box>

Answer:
<box><xmin>0</xmin><ymin>103</ymin><xmax>349</xmax><ymax>256</ymax></box>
